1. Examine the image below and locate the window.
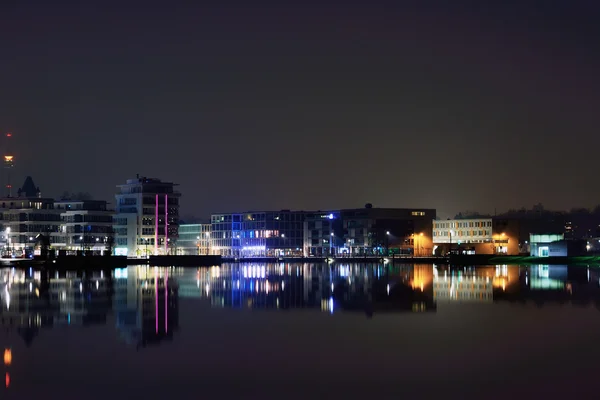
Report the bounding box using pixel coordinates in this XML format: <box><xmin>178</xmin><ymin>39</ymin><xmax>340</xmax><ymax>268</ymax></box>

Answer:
<box><xmin>411</xmin><ymin>211</ymin><xmax>425</xmax><ymax>216</ymax></box>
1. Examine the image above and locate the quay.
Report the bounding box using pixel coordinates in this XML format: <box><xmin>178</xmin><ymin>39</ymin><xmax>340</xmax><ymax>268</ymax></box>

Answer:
<box><xmin>3</xmin><ymin>254</ymin><xmax>600</xmax><ymax>270</ymax></box>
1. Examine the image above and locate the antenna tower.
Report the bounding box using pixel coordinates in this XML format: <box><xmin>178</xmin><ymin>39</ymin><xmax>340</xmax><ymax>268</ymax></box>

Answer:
<box><xmin>4</xmin><ymin>133</ymin><xmax>14</xmax><ymax>197</ymax></box>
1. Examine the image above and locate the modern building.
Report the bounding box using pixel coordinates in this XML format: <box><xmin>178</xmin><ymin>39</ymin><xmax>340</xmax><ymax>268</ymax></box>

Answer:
<box><xmin>303</xmin><ymin>211</ymin><xmax>342</xmax><ymax>257</ymax></box>
<box><xmin>304</xmin><ymin>206</ymin><xmax>436</xmax><ymax>257</ymax></box>
<box><xmin>113</xmin><ymin>176</ymin><xmax>181</xmax><ymax>257</ymax></box>
<box><xmin>210</xmin><ymin>210</ymin><xmax>305</xmax><ymax>258</ymax></box>
<box><xmin>432</xmin><ymin>217</ymin><xmax>520</xmax><ymax>255</ymax></box>
<box><xmin>529</xmin><ymin>233</ymin><xmax>587</xmax><ymax>257</ymax></box>
<box><xmin>54</xmin><ymin>199</ymin><xmax>114</xmax><ymax>254</ymax></box>
<box><xmin>0</xmin><ymin>177</ymin><xmax>62</xmax><ymax>256</ymax></box>
<box><xmin>176</xmin><ymin>223</ymin><xmax>211</xmax><ymax>255</ymax></box>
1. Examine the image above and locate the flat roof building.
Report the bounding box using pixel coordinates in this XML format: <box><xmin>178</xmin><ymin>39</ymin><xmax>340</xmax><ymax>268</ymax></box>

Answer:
<box><xmin>305</xmin><ymin>206</ymin><xmax>436</xmax><ymax>257</ymax></box>
<box><xmin>433</xmin><ymin>217</ymin><xmax>520</xmax><ymax>255</ymax></box>
<box><xmin>113</xmin><ymin>176</ymin><xmax>181</xmax><ymax>257</ymax></box>
<box><xmin>54</xmin><ymin>199</ymin><xmax>114</xmax><ymax>254</ymax></box>
<box><xmin>210</xmin><ymin>210</ymin><xmax>305</xmax><ymax>258</ymax></box>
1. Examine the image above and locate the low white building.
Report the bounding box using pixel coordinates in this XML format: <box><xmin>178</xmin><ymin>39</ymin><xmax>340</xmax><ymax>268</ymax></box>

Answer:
<box><xmin>433</xmin><ymin>218</ymin><xmax>493</xmax><ymax>245</ymax></box>
<box><xmin>54</xmin><ymin>199</ymin><xmax>114</xmax><ymax>254</ymax></box>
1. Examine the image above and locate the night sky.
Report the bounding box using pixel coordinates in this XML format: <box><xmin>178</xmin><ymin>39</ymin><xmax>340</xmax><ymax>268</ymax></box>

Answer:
<box><xmin>1</xmin><ymin>0</ymin><xmax>599</xmax><ymax>219</ymax></box>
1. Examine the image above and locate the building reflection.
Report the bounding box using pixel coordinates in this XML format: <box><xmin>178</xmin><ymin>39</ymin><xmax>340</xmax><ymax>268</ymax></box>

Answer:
<box><xmin>0</xmin><ymin>268</ymin><xmax>112</xmax><ymax>347</ymax></box>
<box><xmin>430</xmin><ymin>264</ymin><xmax>600</xmax><ymax>309</ymax></box>
<box><xmin>113</xmin><ymin>266</ymin><xmax>179</xmax><ymax>350</ymax></box>
<box><xmin>0</xmin><ymin>266</ymin><xmax>180</xmax><ymax>351</ymax></box>
<box><xmin>433</xmin><ymin>265</ymin><xmax>520</xmax><ymax>303</ymax></box>
<box><xmin>494</xmin><ymin>265</ymin><xmax>600</xmax><ymax>309</ymax></box>
<box><xmin>181</xmin><ymin>263</ymin><xmax>436</xmax><ymax>316</ymax></box>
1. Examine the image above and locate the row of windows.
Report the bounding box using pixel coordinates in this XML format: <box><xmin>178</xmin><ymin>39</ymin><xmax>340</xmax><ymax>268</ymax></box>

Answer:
<box><xmin>211</xmin><ymin>238</ymin><xmax>303</xmax><ymax>247</ymax></box>
<box><xmin>63</xmin><ymin>215</ymin><xmax>113</xmax><ymax>223</ymax></box>
<box><xmin>211</xmin><ymin>213</ymin><xmax>306</xmax><ymax>223</ymax></box>
<box><xmin>3</xmin><ymin>213</ymin><xmax>62</xmax><ymax>222</ymax></box>
<box><xmin>434</xmin><ymin>221</ymin><xmax>492</xmax><ymax>229</ymax></box>
<box><xmin>141</xmin><ymin>197</ymin><xmax>179</xmax><ymax>206</ymax></box>
<box><xmin>433</xmin><ymin>230</ymin><xmax>491</xmax><ymax>237</ymax></box>
<box><xmin>65</xmin><ymin>226</ymin><xmax>112</xmax><ymax>234</ymax></box>
<box><xmin>142</xmin><ymin>207</ymin><xmax>179</xmax><ymax>216</ymax></box>
<box><xmin>306</xmin><ymin>221</ymin><xmax>334</xmax><ymax>230</ymax></box>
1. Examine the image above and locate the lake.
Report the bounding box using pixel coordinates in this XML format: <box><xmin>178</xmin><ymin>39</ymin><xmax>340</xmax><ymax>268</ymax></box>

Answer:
<box><xmin>1</xmin><ymin>263</ymin><xmax>600</xmax><ymax>399</ymax></box>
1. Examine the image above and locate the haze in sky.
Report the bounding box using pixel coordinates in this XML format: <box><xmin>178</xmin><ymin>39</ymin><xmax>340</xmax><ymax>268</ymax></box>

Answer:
<box><xmin>1</xmin><ymin>0</ymin><xmax>598</xmax><ymax>218</ymax></box>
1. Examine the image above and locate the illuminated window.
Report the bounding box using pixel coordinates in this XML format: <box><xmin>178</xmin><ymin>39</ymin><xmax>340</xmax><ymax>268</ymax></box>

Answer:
<box><xmin>411</xmin><ymin>211</ymin><xmax>425</xmax><ymax>216</ymax></box>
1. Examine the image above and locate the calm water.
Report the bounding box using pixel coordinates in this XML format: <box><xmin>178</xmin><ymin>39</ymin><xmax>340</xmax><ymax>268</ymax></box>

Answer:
<box><xmin>2</xmin><ymin>263</ymin><xmax>600</xmax><ymax>399</ymax></box>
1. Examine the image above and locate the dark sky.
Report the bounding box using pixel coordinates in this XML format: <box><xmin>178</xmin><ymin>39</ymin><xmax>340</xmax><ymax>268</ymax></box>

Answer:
<box><xmin>1</xmin><ymin>0</ymin><xmax>599</xmax><ymax>219</ymax></box>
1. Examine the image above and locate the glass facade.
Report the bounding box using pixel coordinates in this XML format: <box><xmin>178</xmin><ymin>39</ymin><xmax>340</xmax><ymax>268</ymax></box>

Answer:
<box><xmin>177</xmin><ymin>224</ymin><xmax>211</xmax><ymax>255</ymax></box>
<box><xmin>210</xmin><ymin>211</ymin><xmax>305</xmax><ymax>257</ymax></box>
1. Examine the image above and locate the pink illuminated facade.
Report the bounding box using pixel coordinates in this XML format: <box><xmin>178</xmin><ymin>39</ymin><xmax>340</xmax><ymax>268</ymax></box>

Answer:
<box><xmin>113</xmin><ymin>176</ymin><xmax>180</xmax><ymax>257</ymax></box>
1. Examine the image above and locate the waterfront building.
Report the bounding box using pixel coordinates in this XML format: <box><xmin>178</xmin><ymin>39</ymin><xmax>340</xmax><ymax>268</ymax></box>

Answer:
<box><xmin>0</xmin><ymin>177</ymin><xmax>62</xmax><ymax>256</ymax></box>
<box><xmin>528</xmin><ymin>233</ymin><xmax>587</xmax><ymax>257</ymax></box>
<box><xmin>303</xmin><ymin>211</ymin><xmax>342</xmax><ymax>257</ymax></box>
<box><xmin>54</xmin><ymin>199</ymin><xmax>114</xmax><ymax>254</ymax></box>
<box><xmin>113</xmin><ymin>176</ymin><xmax>180</xmax><ymax>257</ymax></box>
<box><xmin>432</xmin><ymin>217</ymin><xmax>520</xmax><ymax>255</ymax></box>
<box><xmin>210</xmin><ymin>210</ymin><xmax>305</xmax><ymax>258</ymax></box>
<box><xmin>176</xmin><ymin>223</ymin><xmax>211</xmax><ymax>255</ymax></box>
<box><xmin>304</xmin><ymin>206</ymin><xmax>436</xmax><ymax>257</ymax></box>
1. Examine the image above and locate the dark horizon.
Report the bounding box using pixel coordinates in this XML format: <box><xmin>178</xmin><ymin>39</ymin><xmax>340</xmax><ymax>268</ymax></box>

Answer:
<box><xmin>1</xmin><ymin>0</ymin><xmax>599</xmax><ymax>219</ymax></box>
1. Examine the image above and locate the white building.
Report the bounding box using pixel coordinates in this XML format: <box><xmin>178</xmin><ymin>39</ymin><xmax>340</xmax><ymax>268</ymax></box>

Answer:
<box><xmin>54</xmin><ymin>199</ymin><xmax>114</xmax><ymax>254</ymax></box>
<box><xmin>0</xmin><ymin>176</ymin><xmax>62</xmax><ymax>255</ymax></box>
<box><xmin>433</xmin><ymin>218</ymin><xmax>493</xmax><ymax>245</ymax></box>
<box><xmin>113</xmin><ymin>176</ymin><xmax>181</xmax><ymax>257</ymax></box>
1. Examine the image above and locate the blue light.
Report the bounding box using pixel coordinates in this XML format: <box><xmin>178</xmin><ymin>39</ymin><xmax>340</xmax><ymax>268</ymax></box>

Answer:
<box><xmin>68</xmin><ymin>313</ymin><xmax>71</xmax><ymax>324</ymax></box>
<box><xmin>328</xmin><ymin>213</ymin><xmax>334</xmax><ymax>219</ymax></box>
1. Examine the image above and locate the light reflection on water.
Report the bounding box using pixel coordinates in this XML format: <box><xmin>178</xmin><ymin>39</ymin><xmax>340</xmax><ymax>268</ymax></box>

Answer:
<box><xmin>1</xmin><ymin>263</ymin><xmax>600</xmax><ymax>396</ymax></box>
<box><xmin>0</xmin><ymin>263</ymin><xmax>598</xmax><ymax>343</ymax></box>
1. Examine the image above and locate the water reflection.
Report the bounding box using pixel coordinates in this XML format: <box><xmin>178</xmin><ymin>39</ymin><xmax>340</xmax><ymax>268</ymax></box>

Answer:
<box><xmin>1</xmin><ymin>263</ymin><xmax>600</xmax><ymax>350</ymax></box>
<box><xmin>0</xmin><ymin>267</ymin><xmax>178</xmax><ymax>349</ymax></box>
<box><xmin>114</xmin><ymin>267</ymin><xmax>179</xmax><ymax>349</ymax></box>
<box><xmin>432</xmin><ymin>264</ymin><xmax>600</xmax><ymax>309</ymax></box>
<box><xmin>188</xmin><ymin>263</ymin><xmax>436</xmax><ymax>315</ymax></box>
<box><xmin>2</xmin><ymin>263</ymin><xmax>600</xmax><ymax>397</ymax></box>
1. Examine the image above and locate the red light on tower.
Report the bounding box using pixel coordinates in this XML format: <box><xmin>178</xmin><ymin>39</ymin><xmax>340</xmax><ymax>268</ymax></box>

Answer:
<box><xmin>4</xmin><ymin>372</ymin><xmax>9</xmax><ymax>388</ymax></box>
<box><xmin>5</xmin><ymin>133</ymin><xmax>11</xmax><ymax>137</ymax></box>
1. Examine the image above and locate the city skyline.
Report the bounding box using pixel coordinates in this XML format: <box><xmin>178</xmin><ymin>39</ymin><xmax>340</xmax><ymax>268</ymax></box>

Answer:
<box><xmin>1</xmin><ymin>1</ymin><xmax>599</xmax><ymax>219</ymax></box>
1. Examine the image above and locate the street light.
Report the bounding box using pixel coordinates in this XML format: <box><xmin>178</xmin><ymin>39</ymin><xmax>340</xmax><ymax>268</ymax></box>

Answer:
<box><xmin>385</xmin><ymin>231</ymin><xmax>390</xmax><ymax>256</ymax></box>
<box><xmin>5</xmin><ymin>227</ymin><xmax>10</xmax><ymax>255</ymax></box>
<box><xmin>330</xmin><ymin>232</ymin><xmax>334</xmax><ymax>256</ymax></box>
<box><xmin>413</xmin><ymin>232</ymin><xmax>424</xmax><ymax>256</ymax></box>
